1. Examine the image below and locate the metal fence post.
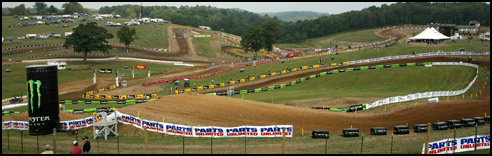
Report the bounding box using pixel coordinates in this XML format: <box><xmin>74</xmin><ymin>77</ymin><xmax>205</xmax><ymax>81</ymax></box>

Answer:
<box><xmin>244</xmin><ymin>135</ymin><xmax>247</xmax><ymax>154</ymax></box>
<box><xmin>117</xmin><ymin>135</ymin><xmax>119</xmax><ymax>154</ymax></box>
<box><xmin>97</xmin><ymin>135</ymin><xmax>99</xmax><ymax>154</ymax></box>
<box><xmin>361</xmin><ymin>134</ymin><xmax>364</xmax><ymax>154</ymax></box>
<box><xmin>453</xmin><ymin>128</ymin><xmax>456</xmax><ymax>154</ymax></box>
<box><xmin>21</xmin><ymin>131</ymin><xmax>23</xmax><ymax>151</ymax></box>
<box><xmin>37</xmin><ymin>135</ymin><xmax>39</xmax><ymax>153</ymax></box>
<box><xmin>282</xmin><ymin>128</ymin><xmax>286</xmax><ymax>154</ymax></box>
<box><xmin>390</xmin><ymin>133</ymin><xmax>394</xmax><ymax>154</ymax></box>
<box><xmin>424</xmin><ymin>123</ymin><xmax>431</xmax><ymax>154</ymax></box>
<box><xmin>53</xmin><ymin>128</ymin><xmax>57</xmax><ymax>154</ymax></box>
<box><xmin>474</xmin><ymin>124</ymin><xmax>478</xmax><ymax>151</ymax></box>
<box><xmin>8</xmin><ymin>130</ymin><xmax>10</xmax><ymax>150</ymax></box>
<box><xmin>325</xmin><ymin>135</ymin><xmax>328</xmax><ymax>154</ymax></box>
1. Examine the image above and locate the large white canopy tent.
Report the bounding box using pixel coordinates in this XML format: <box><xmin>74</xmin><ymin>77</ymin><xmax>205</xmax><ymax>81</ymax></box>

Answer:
<box><xmin>409</xmin><ymin>27</ymin><xmax>450</xmax><ymax>43</ymax></box>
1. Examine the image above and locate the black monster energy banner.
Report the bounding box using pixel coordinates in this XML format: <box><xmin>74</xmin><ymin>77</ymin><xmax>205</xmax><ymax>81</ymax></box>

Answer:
<box><xmin>26</xmin><ymin>65</ymin><xmax>60</xmax><ymax>135</ymax></box>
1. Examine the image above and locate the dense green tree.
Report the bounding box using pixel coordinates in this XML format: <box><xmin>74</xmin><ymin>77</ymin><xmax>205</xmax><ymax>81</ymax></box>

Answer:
<box><xmin>62</xmin><ymin>2</ymin><xmax>84</xmax><ymax>14</ymax></box>
<box><xmin>63</xmin><ymin>22</ymin><xmax>114</xmax><ymax>64</ymax></box>
<box><xmin>34</xmin><ymin>2</ymin><xmax>47</xmax><ymax>15</ymax></box>
<box><xmin>47</xmin><ymin>5</ymin><xmax>59</xmax><ymax>14</ymax></box>
<box><xmin>240</xmin><ymin>26</ymin><xmax>265</xmax><ymax>60</ymax></box>
<box><xmin>260</xmin><ymin>19</ymin><xmax>279</xmax><ymax>53</ymax></box>
<box><xmin>116</xmin><ymin>25</ymin><xmax>139</xmax><ymax>52</ymax></box>
<box><xmin>9</xmin><ymin>4</ymin><xmax>27</xmax><ymax>15</ymax></box>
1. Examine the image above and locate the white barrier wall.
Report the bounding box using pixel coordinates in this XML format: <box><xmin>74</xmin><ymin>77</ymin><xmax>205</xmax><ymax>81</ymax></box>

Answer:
<box><xmin>22</xmin><ymin>57</ymin><xmax>194</xmax><ymax>67</ymax></box>
<box><xmin>365</xmin><ymin>62</ymin><xmax>479</xmax><ymax>109</ymax></box>
<box><xmin>422</xmin><ymin>135</ymin><xmax>490</xmax><ymax>154</ymax></box>
<box><xmin>2</xmin><ymin>103</ymin><xmax>28</xmax><ymax>110</ymax></box>
<box><xmin>2</xmin><ymin>96</ymin><xmax>27</xmax><ymax>103</ymax></box>
<box><xmin>2</xmin><ymin>111</ymin><xmax>293</xmax><ymax>138</ymax></box>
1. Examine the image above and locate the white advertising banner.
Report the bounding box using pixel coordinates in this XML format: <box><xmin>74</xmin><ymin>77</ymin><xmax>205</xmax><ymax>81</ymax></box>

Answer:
<box><xmin>422</xmin><ymin>135</ymin><xmax>490</xmax><ymax>154</ymax></box>
<box><xmin>365</xmin><ymin>62</ymin><xmax>479</xmax><ymax>109</ymax></box>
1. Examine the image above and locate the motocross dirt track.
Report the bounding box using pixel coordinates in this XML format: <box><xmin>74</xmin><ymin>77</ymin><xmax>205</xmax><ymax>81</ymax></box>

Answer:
<box><xmin>115</xmin><ymin>56</ymin><xmax>490</xmax><ymax>135</ymax></box>
<box><xmin>199</xmin><ymin>56</ymin><xmax>489</xmax><ymax>94</ymax></box>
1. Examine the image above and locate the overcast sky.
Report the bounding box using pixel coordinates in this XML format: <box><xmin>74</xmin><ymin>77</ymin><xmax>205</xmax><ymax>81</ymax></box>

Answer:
<box><xmin>2</xmin><ymin>2</ymin><xmax>397</xmax><ymax>14</ymax></box>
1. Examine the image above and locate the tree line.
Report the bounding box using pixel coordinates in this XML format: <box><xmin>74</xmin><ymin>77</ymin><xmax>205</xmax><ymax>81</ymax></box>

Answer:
<box><xmin>4</xmin><ymin>2</ymin><xmax>91</xmax><ymax>15</ymax></box>
<box><xmin>4</xmin><ymin>2</ymin><xmax>490</xmax><ymax>44</ymax></box>
<box><xmin>96</xmin><ymin>2</ymin><xmax>491</xmax><ymax>44</ymax></box>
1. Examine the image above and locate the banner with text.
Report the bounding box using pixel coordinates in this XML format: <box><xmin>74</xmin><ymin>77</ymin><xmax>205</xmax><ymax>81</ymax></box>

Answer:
<box><xmin>422</xmin><ymin>135</ymin><xmax>490</xmax><ymax>154</ymax></box>
<box><xmin>135</xmin><ymin>65</ymin><xmax>147</xmax><ymax>70</ymax></box>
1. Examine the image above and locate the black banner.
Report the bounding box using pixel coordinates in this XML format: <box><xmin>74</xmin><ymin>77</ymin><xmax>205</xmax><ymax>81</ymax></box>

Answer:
<box><xmin>26</xmin><ymin>65</ymin><xmax>60</xmax><ymax>135</ymax></box>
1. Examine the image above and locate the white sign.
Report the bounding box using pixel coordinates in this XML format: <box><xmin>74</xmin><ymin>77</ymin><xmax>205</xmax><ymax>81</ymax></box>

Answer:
<box><xmin>428</xmin><ymin>97</ymin><xmax>439</xmax><ymax>103</ymax></box>
<box><xmin>422</xmin><ymin>135</ymin><xmax>490</xmax><ymax>154</ymax></box>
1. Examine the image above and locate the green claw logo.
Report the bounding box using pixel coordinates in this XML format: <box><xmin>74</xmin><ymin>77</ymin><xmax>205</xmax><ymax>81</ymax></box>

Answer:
<box><xmin>27</xmin><ymin>80</ymin><xmax>42</xmax><ymax>113</ymax></box>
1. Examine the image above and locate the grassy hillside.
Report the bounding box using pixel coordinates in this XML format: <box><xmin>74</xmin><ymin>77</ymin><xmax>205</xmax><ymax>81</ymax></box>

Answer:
<box><xmin>2</xmin><ymin>16</ymin><xmax>168</xmax><ymax>49</ymax></box>
<box><xmin>278</xmin><ymin>28</ymin><xmax>387</xmax><ymax>49</ymax></box>
<box><xmin>193</xmin><ymin>37</ymin><xmax>219</xmax><ymax>58</ymax></box>
<box><xmin>259</xmin><ymin>11</ymin><xmax>330</xmax><ymax>22</ymax></box>
<box><xmin>231</xmin><ymin>65</ymin><xmax>477</xmax><ymax>104</ymax></box>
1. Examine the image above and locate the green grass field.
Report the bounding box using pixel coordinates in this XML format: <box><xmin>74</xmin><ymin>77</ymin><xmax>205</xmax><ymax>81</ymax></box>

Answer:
<box><xmin>2</xmin><ymin>60</ymin><xmax>183</xmax><ymax>99</ymax></box>
<box><xmin>193</xmin><ymin>37</ymin><xmax>219</xmax><ymax>58</ymax></box>
<box><xmin>277</xmin><ymin>28</ymin><xmax>387</xmax><ymax>49</ymax></box>
<box><xmin>2</xmin><ymin>123</ymin><xmax>489</xmax><ymax>154</ymax></box>
<box><xmin>231</xmin><ymin>65</ymin><xmax>476</xmax><ymax>104</ymax></box>
<box><xmin>2</xmin><ymin>16</ymin><xmax>168</xmax><ymax>49</ymax></box>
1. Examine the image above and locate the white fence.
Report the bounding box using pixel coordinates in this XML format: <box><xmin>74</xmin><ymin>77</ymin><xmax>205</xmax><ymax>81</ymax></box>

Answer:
<box><xmin>2</xmin><ymin>111</ymin><xmax>293</xmax><ymax>138</ymax></box>
<box><xmin>365</xmin><ymin>62</ymin><xmax>479</xmax><ymax>109</ymax></box>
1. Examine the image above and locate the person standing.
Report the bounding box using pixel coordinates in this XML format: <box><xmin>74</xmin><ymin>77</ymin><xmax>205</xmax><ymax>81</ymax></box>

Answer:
<box><xmin>71</xmin><ymin>141</ymin><xmax>82</xmax><ymax>154</ymax></box>
<box><xmin>82</xmin><ymin>136</ymin><xmax>91</xmax><ymax>154</ymax></box>
<box><xmin>41</xmin><ymin>144</ymin><xmax>54</xmax><ymax>154</ymax></box>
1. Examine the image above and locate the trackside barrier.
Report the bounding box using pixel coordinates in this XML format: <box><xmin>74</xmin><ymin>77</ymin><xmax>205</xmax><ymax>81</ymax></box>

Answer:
<box><xmin>59</xmin><ymin>98</ymin><xmax>156</xmax><ymax>105</ymax></box>
<box><xmin>422</xmin><ymin>135</ymin><xmax>490</xmax><ymax>154</ymax></box>
<box><xmin>365</xmin><ymin>62</ymin><xmax>479</xmax><ymax>109</ymax></box>
<box><xmin>141</xmin><ymin>64</ymin><xmax>249</xmax><ymax>86</ymax></box>
<box><xmin>2</xmin><ymin>103</ymin><xmax>28</xmax><ymax>111</ymax></box>
<box><xmin>2</xmin><ymin>111</ymin><xmax>21</xmax><ymax>115</ymax></box>
<box><xmin>4</xmin><ymin>43</ymin><xmax>171</xmax><ymax>56</ymax></box>
<box><xmin>2</xmin><ymin>111</ymin><xmax>293</xmax><ymax>138</ymax></box>
<box><xmin>2</xmin><ymin>96</ymin><xmax>28</xmax><ymax>103</ymax></box>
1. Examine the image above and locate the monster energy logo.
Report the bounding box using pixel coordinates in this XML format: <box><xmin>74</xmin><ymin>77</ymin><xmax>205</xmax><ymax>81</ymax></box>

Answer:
<box><xmin>27</xmin><ymin>80</ymin><xmax>42</xmax><ymax>113</ymax></box>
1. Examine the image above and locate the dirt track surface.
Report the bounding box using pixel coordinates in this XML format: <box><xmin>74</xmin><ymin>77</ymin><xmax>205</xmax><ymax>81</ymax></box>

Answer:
<box><xmin>117</xmin><ymin>92</ymin><xmax>489</xmax><ymax>135</ymax></box>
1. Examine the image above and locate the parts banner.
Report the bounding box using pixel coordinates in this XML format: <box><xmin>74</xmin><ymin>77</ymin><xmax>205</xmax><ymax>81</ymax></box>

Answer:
<box><xmin>422</xmin><ymin>135</ymin><xmax>490</xmax><ymax>154</ymax></box>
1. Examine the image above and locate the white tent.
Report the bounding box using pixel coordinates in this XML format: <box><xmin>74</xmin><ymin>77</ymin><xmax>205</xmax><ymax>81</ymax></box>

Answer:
<box><xmin>409</xmin><ymin>27</ymin><xmax>450</xmax><ymax>40</ymax></box>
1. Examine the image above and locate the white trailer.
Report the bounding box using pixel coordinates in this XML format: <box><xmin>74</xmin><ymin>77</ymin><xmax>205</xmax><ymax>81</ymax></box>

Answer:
<box><xmin>47</xmin><ymin>61</ymin><xmax>67</xmax><ymax>70</ymax></box>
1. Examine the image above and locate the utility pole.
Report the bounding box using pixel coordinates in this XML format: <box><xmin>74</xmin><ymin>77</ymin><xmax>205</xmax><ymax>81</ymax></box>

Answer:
<box><xmin>139</xmin><ymin>2</ymin><xmax>142</xmax><ymax>20</ymax></box>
